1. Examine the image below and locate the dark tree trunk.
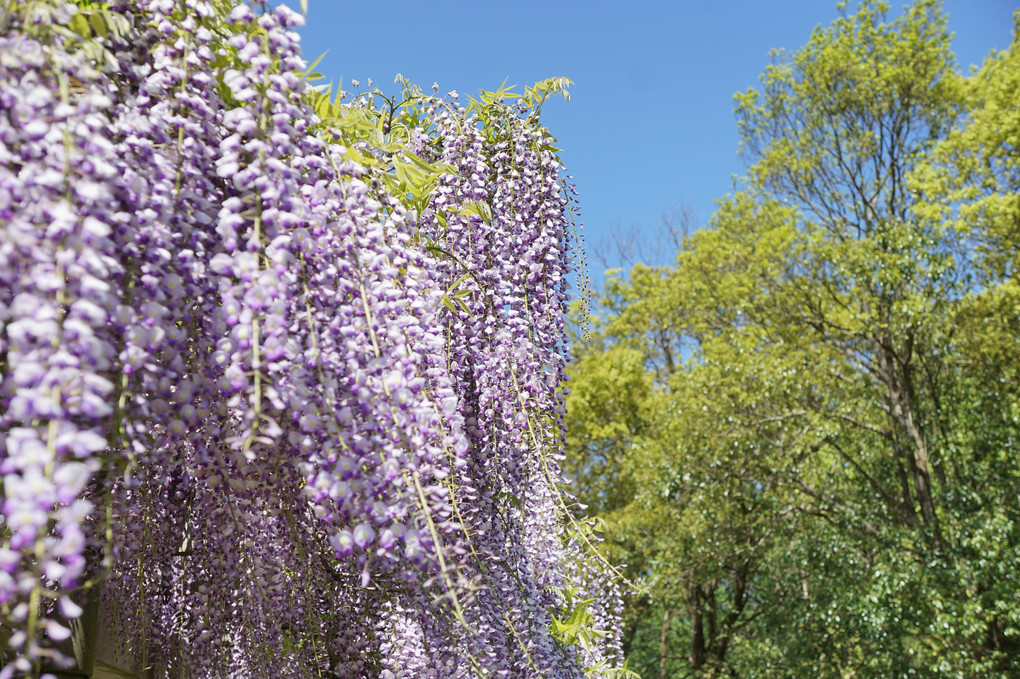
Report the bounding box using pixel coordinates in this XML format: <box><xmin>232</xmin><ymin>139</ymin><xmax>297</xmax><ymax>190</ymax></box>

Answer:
<box><xmin>689</xmin><ymin>581</ymin><xmax>707</xmax><ymax>672</ymax></box>
<box><xmin>659</xmin><ymin>607</ymin><xmax>673</xmax><ymax>679</ymax></box>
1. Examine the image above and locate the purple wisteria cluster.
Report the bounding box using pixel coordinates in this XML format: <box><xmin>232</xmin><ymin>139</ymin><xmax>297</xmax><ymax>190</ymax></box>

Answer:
<box><xmin>0</xmin><ymin>13</ymin><xmax>122</xmax><ymax>673</ymax></box>
<box><xmin>0</xmin><ymin>1</ymin><xmax>622</xmax><ymax>677</ymax></box>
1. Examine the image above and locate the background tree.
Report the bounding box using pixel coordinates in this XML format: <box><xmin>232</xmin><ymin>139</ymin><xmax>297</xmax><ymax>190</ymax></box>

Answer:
<box><xmin>566</xmin><ymin>2</ymin><xmax>1020</xmax><ymax>676</ymax></box>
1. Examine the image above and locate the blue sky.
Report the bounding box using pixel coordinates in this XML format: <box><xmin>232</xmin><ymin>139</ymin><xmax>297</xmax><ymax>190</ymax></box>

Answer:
<box><xmin>297</xmin><ymin>1</ymin><xmax>1015</xmax><ymax>279</ymax></box>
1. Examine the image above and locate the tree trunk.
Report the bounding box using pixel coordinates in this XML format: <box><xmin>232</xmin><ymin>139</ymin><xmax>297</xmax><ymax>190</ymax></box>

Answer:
<box><xmin>659</xmin><ymin>607</ymin><xmax>673</xmax><ymax>679</ymax></box>
<box><xmin>689</xmin><ymin>581</ymin><xmax>706</xmax><ymax>672</ymax></box>
<box><xmin>894</xmin><ymin>455</ymin><xmax>919</xmax><ymax>528</ymax></box>
<box><xmin>876</xmin><ymin>337</ymin><xmax>942</xmax><ymax>547</ymax></box>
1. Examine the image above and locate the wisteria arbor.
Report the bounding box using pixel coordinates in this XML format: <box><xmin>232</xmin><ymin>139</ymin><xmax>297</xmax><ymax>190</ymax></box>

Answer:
<box><xmin>0</xmin><ymin>1</ymin><xmax>624</xmax><ymax>677</ymax></box>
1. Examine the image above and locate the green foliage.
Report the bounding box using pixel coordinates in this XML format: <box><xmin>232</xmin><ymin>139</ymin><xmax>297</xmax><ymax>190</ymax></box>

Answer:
<box><xmin>735</xmin><ymin>0</ymin><xmax>964</xmax><ymax>220</ymax></box>
<box><xmin>912</xmin><ymin>10</ymin><xmax>1020</xmax><ymax>281</ymax></box>
<box><xmin>301</xmin><ymin>73</ymin><xmax>572</xmax><ymax>228</ymax></box>
<box><xmin>552</xmin><ymin>587</ymin><xmax>599</xmax><ymax>648</ymax></box>
<box><xmin>566</xmin><ymin>2</ymin><xmax>1020</xmax><ymax>677</ymax></box>
<box><xmin>5</xmin><ymin>0</ymin><xmax>132</xmax><ymax>67</ymax></box>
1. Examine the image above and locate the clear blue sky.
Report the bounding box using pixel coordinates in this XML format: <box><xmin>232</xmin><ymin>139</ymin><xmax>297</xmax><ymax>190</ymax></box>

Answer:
<box><xmin>297</xmin><ymin>1</ymin><xmax>1015</xmax><ymax>279</ymax></box>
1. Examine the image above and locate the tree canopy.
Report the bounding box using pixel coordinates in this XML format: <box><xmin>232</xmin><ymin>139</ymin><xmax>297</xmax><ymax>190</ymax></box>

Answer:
<box><xmin>566</xmin><ymin>2</ymin><xmax>1020</xmax><ymax>677</ymax></box>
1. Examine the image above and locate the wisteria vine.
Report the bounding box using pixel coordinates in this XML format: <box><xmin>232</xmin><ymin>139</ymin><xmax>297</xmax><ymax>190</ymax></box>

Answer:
<box><xmin>0</xmin><ymin>1</ymin><xmax>624</xmax><ymax>677</ymax></box>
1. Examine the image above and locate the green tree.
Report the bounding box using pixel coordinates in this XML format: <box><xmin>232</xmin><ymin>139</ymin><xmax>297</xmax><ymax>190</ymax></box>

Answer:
<box><xmin>908</xmin><ymin>13</ymin><xmax>1020</xmax><ymax>671</ymax></box>
<box><xmin>733</xmin><ymin>0</ymin><xmax>966</xmax><ymax>548</ymax></box>
<box><xmin>913</xmin><ymin>10</ymin><xmax>1020</xmax><ymax>281</ymax></box>
<box><xmin>567</xmin><ymin>1</ymin><xmax>1020</xmax><ymax>677</ymax></box>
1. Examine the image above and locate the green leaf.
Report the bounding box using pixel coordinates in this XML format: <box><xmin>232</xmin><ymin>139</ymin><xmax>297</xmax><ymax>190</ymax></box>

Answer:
<box><xmin>69</xmin><ymin>12</ymin><xmax>91</xmax><ymax>38</ymax></box>
<box><xmin>88</xmin><ymin>11</ymin><xmax>108</xmax><ymax>38</ymax></box>
<box><xmin>302</xmin><ymin>52</ymin><xmax>326</xmax><ymax>81</ymax></box>
<box><xmin>457</xmin><ymin>201</ymin><xmax>493</xmax><ymax>224</ymax></box>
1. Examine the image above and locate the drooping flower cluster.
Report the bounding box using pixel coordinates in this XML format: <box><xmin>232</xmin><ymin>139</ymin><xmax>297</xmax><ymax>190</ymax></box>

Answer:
<box><xmin>0</xmin><ymin>17</ymin><xmax>122</xmax><ymax>672</ymax></box>
<box><xmin>0</xmin><ymin>2</ymin><xmax>621</xmax><ymax>677</ymax></box>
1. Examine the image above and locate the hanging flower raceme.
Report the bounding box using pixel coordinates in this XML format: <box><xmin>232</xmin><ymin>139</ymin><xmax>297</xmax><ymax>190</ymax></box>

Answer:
<box><xmin>0</xmin><ymin>2</ymin><xmax>623</xmax><ymax>677</ymax></box>
<box><xmin>0</xmin><ymin>22</ymin><xmax>123</xmax><ymax>674</ymax></box>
